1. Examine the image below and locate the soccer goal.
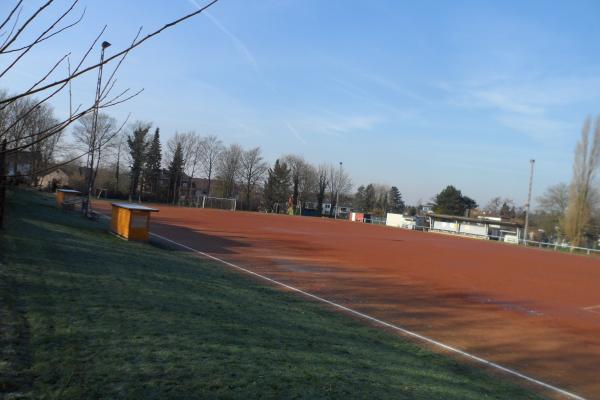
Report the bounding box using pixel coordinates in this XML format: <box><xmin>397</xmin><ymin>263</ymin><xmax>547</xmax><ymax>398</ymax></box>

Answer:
<box><xmin>191</xmin><ymin>195</ymin><xmax>236</xmax><ymax>211</ymax></box>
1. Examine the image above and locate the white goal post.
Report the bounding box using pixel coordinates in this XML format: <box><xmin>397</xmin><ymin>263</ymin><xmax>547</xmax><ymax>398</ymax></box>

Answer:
<box><xmin>180</xmin><ymin>194</ymin><xmax>237</xmax><ymax>211</ymax></box>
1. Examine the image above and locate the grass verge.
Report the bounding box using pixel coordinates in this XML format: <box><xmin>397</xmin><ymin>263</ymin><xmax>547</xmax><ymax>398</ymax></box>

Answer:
<box><xmin>0</xmin><ymin>190</ymin><xmax>540</xmax><ymax>399</ymax></box>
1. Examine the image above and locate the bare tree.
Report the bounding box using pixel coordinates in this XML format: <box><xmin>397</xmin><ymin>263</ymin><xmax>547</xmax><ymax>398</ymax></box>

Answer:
<box><xmin>73</xmin><ymin>113</ymin><xmax>122</xmax><ymax>198</ymax></box>
<box><xmin>327</xmin><ymin>163</ymin><xmax>352</xmax><ymax>217</ymax></box>
<box><xmin>200</xmin><ymin>134</ymin><xmax>223</xmax><ymax>196</ymax></box>
<box><xmin>282</xmin><ymin>154</ymin><xmax>307</xmax><ymax>209</ymax></box>
<box><xmin>240</xmin><ymin>147</ymin><xmax>267</xmax><ymax>210</ymax></box>
<box><xmin>563</xmin><ymin>116</ymin><xmax>600</xmax><ymax>246</ymax></box>
<box><xmin>316</xmin><ymin>164</ymin><xmax>328</xmax><ymax>216</ymax></box>
<box><xmin>217</xmin><ymin>143</ymin><xmax>242</xmax><ymax>198</ymax></box>
<box><xmin>111</xmin><ymin>130</ymin><xmax>127</xmax><ymax>195</ymax></box>
<box><xmin>23</xmin><ymin>103</ymin><xmax>62</xmax><ymax>186</ymax></box>
<box><xmin>537</xmin><ymin>183</ymin><xmax>569</xmax><ymax>215</ymax></box>
<box><xmin>166</xmin><ymin>132</ymin><xmax>199</xmax><ymax>201</ymax></box>
<box><xmin>0</xmin><ymin>0</ymin><xmax>221</xmax><ymax>226</ymax></box>
<box><xmin>185</xmin><ymin>133</ymin><xmax>204</xmax><ymax>201</ymax></box>
<box><xmin>299</xmin><ymin>162</ymin><xmax>318</xmax><ymax>206</ymax></box>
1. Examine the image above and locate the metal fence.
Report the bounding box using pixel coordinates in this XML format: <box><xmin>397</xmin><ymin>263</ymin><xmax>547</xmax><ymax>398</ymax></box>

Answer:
<box><xmin>373</xmin><ymin>221</ymin><xmax>600</xmax><ymax>256</ymax></box>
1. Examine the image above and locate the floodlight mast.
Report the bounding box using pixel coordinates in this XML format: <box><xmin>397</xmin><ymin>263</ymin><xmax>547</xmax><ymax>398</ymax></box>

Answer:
<box><xmin>83</xmin><ymin>41</ymin><xmax>111</xmax><ymax>216</ymax></box>
<box><xmin>523</xmin><ymin>159</ymin><xmax>535</xmax><ymax>244</ymax></box>
<box><xmin>335</xmin><ymin>161</ymin><xmax>342</xmax><ymax>219</ymax></box>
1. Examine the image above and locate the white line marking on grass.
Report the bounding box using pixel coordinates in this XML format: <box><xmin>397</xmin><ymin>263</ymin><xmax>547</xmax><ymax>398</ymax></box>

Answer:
<box><xmin>150</xmin><ymin>232</ymin><xmax>585</xmax><ymax>400</ymax></box>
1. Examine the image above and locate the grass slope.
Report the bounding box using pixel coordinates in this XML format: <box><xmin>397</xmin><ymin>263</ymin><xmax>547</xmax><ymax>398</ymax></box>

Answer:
<box><xmin>0</xmin><ymin>190</ymin><xmax>540</xmax><ymax>399</ymax></box>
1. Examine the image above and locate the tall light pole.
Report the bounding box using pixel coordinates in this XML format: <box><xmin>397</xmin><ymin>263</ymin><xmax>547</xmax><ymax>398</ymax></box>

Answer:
<box><xmin>523</xmin><ymin>159</ymin><xmax>535</xmax><ymax>245</ymax></box>
<box><xmin>84</xmin><ymin>40</ymin><xmax>111</xmax><ymax>216</ymax></box>
<box><xmin>335</xmin><ymin>161</ymin><xmax>342</xmax><ymax>219</ymax></box>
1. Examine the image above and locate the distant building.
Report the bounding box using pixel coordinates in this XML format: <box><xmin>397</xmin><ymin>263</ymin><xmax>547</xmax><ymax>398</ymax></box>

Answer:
<box><xmin>4</xmin><ymin>150</ymin><xmax>38</xmax><ymax>181</ymax></box>
<box><xmin>386</xmin><ymin>213</ymin><xmax>427</xmax><ymax>230</ymax></box>
<box><xmin>427</xmin><ymin>213</ymin><xmax>522</xmax><ymax>242</ymax></box>
<box><xmin>322</xmin><ymin>203</ymin><xmax>351</xmax><ymax>217</ymax></box>
<box><xmin>419</xmin><ymin>203</ymin><xmax>435</xmax><ymax>214</ymax></box>
<box><xmin>38</xmin><ymin>169</ymin><xmax>69</xmax><ymax>190</ymax></box>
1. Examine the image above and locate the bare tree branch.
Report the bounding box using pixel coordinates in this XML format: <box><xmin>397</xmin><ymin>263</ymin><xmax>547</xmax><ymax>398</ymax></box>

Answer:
<box><xmin>0</xmin><ymin>1</ymin><xmax>79</xmax><ymax>78</ymax></box>
<box><xmin>2</xmin><ymin>6</ymin><xmax>85</xmax><ymax>54</ymax></box>
<box><xmin>0</xmin><ymin>4</ymin><xmax>22</xmax><ymax>49</ymax></box>
<box><xmin>0</xmin><ymin>0</ymin><xmax>54</xmax><ymax>53</ymax></box>
<box><xmin>0</xmin><ymin>0</ymin><xmax>22</xmax><ymax>33</ymax></box>
<box><xmin>0</xmin><ymin>0</ymin><xmax>220</xmax><ymax>105</ymax></box>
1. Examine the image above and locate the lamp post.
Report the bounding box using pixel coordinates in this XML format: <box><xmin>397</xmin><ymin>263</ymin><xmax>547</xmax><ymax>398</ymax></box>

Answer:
<box><xmin>83</xmin><ymin>41</ymin><xmax>111</xmax><ymax>216</ymax></box>
<box><xmin>523</xmin><ymin>159</ymin><xmax>535</xmax><ymax>245</ymax></box>
<box><xmin>335</xmin><ymin>161</ymin><xmax>342</xmax><ymax>219</ymax></box>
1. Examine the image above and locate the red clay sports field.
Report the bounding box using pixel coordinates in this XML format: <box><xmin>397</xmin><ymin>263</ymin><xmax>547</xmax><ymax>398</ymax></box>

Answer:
<box><xmin>96</xmin><ymin>201</ymin><xmax>600</xmax><ymax>399</ymax></box>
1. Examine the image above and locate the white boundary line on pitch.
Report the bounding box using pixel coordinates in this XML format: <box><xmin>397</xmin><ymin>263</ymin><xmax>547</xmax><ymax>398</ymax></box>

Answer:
<box><xmin>150</xmin><ymin>232</ymin><xmax>585</xmax><ymax>400</ymax></box>
<box><xmin>582</xmin><ymin>305</ymin><xmax>600</xmax><ymax>314</ymax></box>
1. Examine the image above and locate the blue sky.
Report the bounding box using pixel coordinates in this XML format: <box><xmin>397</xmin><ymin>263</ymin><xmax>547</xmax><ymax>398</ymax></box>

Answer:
<box><xmin>3</xmin><ymin>0</ymin><xmax>600</xmax><ymax>205</ymax></box>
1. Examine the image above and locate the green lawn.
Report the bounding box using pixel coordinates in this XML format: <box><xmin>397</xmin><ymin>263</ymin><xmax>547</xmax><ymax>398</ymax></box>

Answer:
<box><xmin>0</xmin><ymin>190</ymin><xmax>540</xmax><ymax>399</ymax></box>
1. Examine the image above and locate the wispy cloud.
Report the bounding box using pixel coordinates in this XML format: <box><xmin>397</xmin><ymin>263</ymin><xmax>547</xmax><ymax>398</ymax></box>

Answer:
<box><xmin>284</xmin><ymin>120</ymin><xmax>307</xmax><ymax>144</ymax></box>
<box><xmin>187</xmin><ymin>0</ymin><xmax>259</xmax><ymax>72</ymax></box>
<box><xmin>439</xmin><ymin>76</ymin><xmax>600</xmax><ymax>140</ymax></box>
<box><xmin>300</xmin><ymin>113</ymin><xmax>382</xmax><ymax>137</ymax></box>
<box><xmin>331</xmin><ymin>78</ymin><xmax>417</xmax><ymax>119</ymax></box>
<box><xmin>359</xmin><ymin>72</ymin><xmax>431</xmax><ymax>105</ymax></box>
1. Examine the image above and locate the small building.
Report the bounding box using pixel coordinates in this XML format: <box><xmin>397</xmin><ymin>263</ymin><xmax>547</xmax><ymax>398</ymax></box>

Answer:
<box><xmin>349</xmin><ymin>212</ymin><xmax>365</xmax><ymax>222</ymax></box>
<box><xmin>386</xmin><ymin>213</ymin><xmax>427</xmax><ymax>230</ymax></box>
<box><xmin>419</xmin><ymin>203</ymin><xmax>435</xmax><ymax>214</ymax></box>
<box><xmin>322</xmin><ymin>203</ymin><xmax>350</xmax><ymax>218</ymax></box>
<box><xmin>39</xmin><ymin>169</ymin><xmax>69</xmax><ymax>190</ymax></box>
<box><xmin>428</xmin><ymin>213</ymin><xmax>522</xmax><ymax>241</ymax></box>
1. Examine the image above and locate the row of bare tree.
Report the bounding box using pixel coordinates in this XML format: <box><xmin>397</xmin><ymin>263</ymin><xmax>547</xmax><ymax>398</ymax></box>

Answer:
<box><xmin>532</xmin><ymin>117</ymin><xmax>600</xmax><ymax>247</ymax></box>
<box><xmin>0</xmin><ymin>0</ymin><xmax>221</xmax><ymax>227</ymax></box>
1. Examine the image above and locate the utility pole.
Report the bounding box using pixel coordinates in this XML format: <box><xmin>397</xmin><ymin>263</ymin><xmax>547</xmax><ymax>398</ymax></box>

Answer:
<box><xmin>335</xmin><ymin>161</ymin><xmax>342</xmax><ymax>219</ymax></box>
<box><xmin>83</xmin><ymin>40</ymin><xmax>111</xmax><ymax>216</ymax></box>
<box><xmin>523</xmin><ymin>159</ymin><xmax>535</xmax><ymax>245</ymax></box>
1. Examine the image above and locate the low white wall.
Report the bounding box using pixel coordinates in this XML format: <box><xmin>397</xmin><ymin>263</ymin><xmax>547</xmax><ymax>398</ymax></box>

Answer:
<box><xmin>386</xmin><ymin>213</ymin><xmax>416</xmax><ymax>229</ymax></box>
<box><xmin>433</xmin><ymin>220</ymin><xmax>458</xmax><ymax>232</ymax></box>
<box><xmin>459</xmin><ymin>223</ymin><xmax>487</xmax><ymax>237</ymax></box>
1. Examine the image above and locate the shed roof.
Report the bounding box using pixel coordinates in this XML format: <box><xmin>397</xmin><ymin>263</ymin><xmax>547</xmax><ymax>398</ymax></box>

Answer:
<box><xmin>111</xmin><ymin>203</ymin><xmax>159</xmax><ymax>212</ymax></box>
<box><xmin>57</xmin><ymin>189</ymin><xmax>81</xmax><ymax>194</ymax></box>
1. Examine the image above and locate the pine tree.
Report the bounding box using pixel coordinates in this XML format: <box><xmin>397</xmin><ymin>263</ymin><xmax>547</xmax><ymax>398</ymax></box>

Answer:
<box><xmin>127</xmin><ymin>123</ymin><xmax>150</xmax><ymax>201</ymax></box>
<box><xmin>264</xmin><ymin>159</ymin><xmax>291</xmax><ymax>212</ymax></box>
<box><xmin>389</xmin><ymin>186</ymin><xmax>405</xmax><ymax>213</ymax></box>
<box><xmin>168</xmin><ymin>142</ymin><xmax>185</xmax><ymax>203</ymax></box>
<box><xmin>433</xmin><ymin>185</ymin><xmax>478</xmax><ymax>216</ymax></box>
<box><xmin>354</xmin><ymin>185</ymin><xmax>366</xmax><ymax>211</ymax></box>
<box><xmin>145</xmin><ymin>128</ymin><xmax>162</xmax><ymax>199</ymax></box>
<box><xmin>364</xmin><ymin>184</ymin><xmax>376</xmax><ymax>212</ymax></box>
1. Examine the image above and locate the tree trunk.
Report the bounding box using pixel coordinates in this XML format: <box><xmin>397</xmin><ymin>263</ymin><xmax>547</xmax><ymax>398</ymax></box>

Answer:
<box><xmin>0</xmin><ymin>140</ymin><xmax>7</xmax><ymax>229</ymax></box>
<box><xmin>246</xmin><ymin>179</ymin><xmax>251</xmax><ymax>211</ymax></box>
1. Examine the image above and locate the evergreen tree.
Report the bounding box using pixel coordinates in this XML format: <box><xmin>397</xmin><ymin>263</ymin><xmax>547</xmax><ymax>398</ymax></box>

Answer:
<box><xmin>433</xmin><ymin>185</ymin><xmax>478</xmax><ymax>216</ymax></box>
<box><xmin>364</xmin><ymin>184</ymin><xmax>376</xmax><ymax>212</ymax></box>
<box><xmin>168</xmin><ymin>142</ymin><xmax>185</xmax><ymax>203</ymax></box>
<box><xmin>500</xmin><ymin>202</ymin><xmax>512</xmax><ymax>218</ymax></box>
<box><xmin>377</xmin><ymin>191</ymin><xmax>389</xmax><ymax>215</ymax></box>
<box><xmin>145</xmin><ymin>127</ymin><xmax>162</xmax><ymax>199</ymax></box>
<box><xmin>127</xmin><ymin>123</ymin><xmax>150</xmax><ymax>201</ymax></box>
<box><xmin>264</xmin><ymin>159</ymin><xmax>291</xmax><ymax>212</ymax></box>
<box><xmin>354</xmin><ymin>185</ymin><xmax>366</xmax><ymax>211</ymax></box>
<box><xmin>389</xmin><ymin>186</ymin><xmax>405</xmax><ymax>213</ymax></box>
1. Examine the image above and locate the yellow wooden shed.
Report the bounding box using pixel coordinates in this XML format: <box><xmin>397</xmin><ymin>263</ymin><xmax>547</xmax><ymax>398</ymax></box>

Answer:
<box><xmin>55</xmin><ymin>189</ymin><xmax>81</xmax><ymax>207</ymax></box>
<box><xmin>110</xmin><ymin>203</ymin><xmax>159</xmax><ymax>241</ymax></box>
